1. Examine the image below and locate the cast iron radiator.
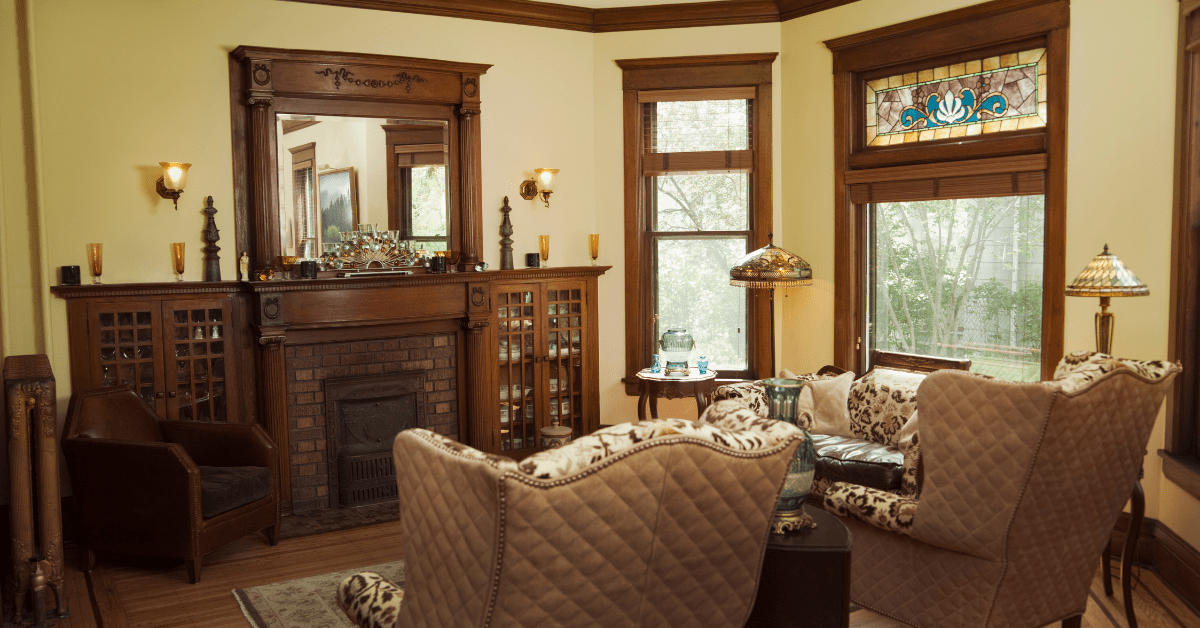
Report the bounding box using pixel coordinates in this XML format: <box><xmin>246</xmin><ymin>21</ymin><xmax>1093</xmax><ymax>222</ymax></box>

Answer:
<box><xmin>3</xmin><ymin>355</ymin><xmax>67</xmax><ymax>626</ymax></box>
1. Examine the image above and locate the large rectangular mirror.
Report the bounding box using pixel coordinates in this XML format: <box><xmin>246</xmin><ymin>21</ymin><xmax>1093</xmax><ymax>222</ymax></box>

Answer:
<box><xmin>277</xmin><ymin>114</ymin><xmax>450</xmax><ymax>262</ymax></box>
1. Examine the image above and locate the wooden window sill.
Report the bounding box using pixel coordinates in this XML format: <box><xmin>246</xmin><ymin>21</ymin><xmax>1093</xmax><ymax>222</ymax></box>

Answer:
<box><xmin>1159</xmin><ymin>449</ymin><xmax>1200</xmax><ymax>502</ymax></box>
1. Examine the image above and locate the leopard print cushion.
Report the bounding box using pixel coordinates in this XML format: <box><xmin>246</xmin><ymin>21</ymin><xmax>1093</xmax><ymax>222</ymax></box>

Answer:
<box><xmin>516</xmin><ymin>414</ymin><xmax>802</xmax><ymax>481</ymax></box>
<box><xmin>338</xmin><ymin>572</ymin><xmax>404</xmax><ymax>628</ymax></box>
<box><xmin>711</xmin><ymin>374</ymin><xmax>833</xmax><ymax>428</ymax></box>
<box><xmin>847</xmin><ymin>368</ymin><xmax>925</xmax><ymax>447</ymax></box>
<box><xmin>1051</xmin><ymin>351</ymin><xmax>1179</xmax><ymax>394</ymax></box>
<box><xmin>711</xmin><ymin>381</ymin><xmax>771</xmax><ymax>417</ymax></box>
<box><xmin>824</xmin><ymin>481</ymin><xmax>918</xmax><ymax>536</ymax></box>
<box><xmin>409</xmin><ymin>429</ymin><xmax>521</xmax><ymax>473</ymax></box>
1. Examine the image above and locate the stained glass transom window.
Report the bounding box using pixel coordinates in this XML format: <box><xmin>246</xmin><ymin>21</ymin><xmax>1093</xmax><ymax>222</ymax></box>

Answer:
<box><xmin>866</xmin><ymin>48</ymin><xmax>1047</xmax><ymax>146</ymax></box>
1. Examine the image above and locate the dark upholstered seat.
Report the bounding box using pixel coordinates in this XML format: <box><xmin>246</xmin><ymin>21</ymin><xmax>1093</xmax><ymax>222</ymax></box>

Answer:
<box><xmin>62</xmin><ymin>386</ymin><xmax>281</xmax><ymax>583</ymax></box>
<box><xmin>199</xmin><ymin>466</ymin><xmax>274</xmax><ymax>518</ymax></box>
<box><xmin>811</xmin><ymin>434</ymin><xmax>904</xmax><ymax>491</ymax></box>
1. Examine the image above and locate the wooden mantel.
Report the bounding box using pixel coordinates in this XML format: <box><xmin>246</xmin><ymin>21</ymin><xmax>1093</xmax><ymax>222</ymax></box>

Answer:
<box><xmin>53</xmin><ymin>266</ymin><xmax>609</xmax><ymax>512</ymax></box>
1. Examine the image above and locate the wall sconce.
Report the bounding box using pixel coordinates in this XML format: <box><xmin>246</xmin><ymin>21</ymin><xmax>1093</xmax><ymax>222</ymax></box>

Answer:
<box><xmin>519</xmin><ymin>168</ymin><xmax>559</xmax><ymax>208</ymax></box>
<box><xmin>157</xmin><ymin>162</ymin><xmax>191</xmax><ymax>210</ymax></box>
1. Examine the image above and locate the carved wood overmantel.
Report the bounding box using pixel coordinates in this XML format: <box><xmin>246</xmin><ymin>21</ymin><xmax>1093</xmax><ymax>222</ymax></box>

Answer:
<box><xmin>228</xmin><ymin>46</ymin><xmax>491</xmax><ymax>275</ymax></box>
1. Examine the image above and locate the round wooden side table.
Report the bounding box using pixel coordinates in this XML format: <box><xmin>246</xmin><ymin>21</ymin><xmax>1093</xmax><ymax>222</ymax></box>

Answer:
<box><xmin>634</xmin><ymin>367</ymin><xmax>717</xmax><ymax>421</ymax></box>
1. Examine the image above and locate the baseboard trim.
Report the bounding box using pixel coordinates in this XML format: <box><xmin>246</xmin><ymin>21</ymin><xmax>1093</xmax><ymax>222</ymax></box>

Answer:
<box><xmin>1108</xmin><ymin>513</ymin><xmax>1200</xmax><ymax>616</ymax></box>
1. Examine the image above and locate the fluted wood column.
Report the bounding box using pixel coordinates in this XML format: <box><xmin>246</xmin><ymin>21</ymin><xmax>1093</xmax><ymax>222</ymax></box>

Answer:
<box><xmin>257</xmin><ymin>332</ymin><xmax>291</xmax><ymax>512</ymax></box>
<box><xmin>249</xmin><ymin>95</ymin><xmax>275</xmax><ymax>273</ymax></box>
<box><xmin>463</xmin><ymin>317</ymin><xmax>492</xmax><ymax>452</ymax></box>
<box><xmin>459</xmin><ymin>104</ymin><xmax>483</xmax><ymax>270</ymax></box>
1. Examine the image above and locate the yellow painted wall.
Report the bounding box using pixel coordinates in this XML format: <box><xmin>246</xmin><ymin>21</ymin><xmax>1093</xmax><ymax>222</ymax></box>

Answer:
<box><xmin>19</xmin><ymin>0</ymin><xmax>596</xmax><ymax>419</ymax></box>
<box><xmin>4</xmin><ymin>0</ymin><xmax>1197</xmax><ymax>551</ymax></box>
<box><xmin>592</xmin><ymin>24</ymin><xmax>783</xmax><ymax>424</ymax></box>
<box><xmin>780</xmin><ymin>0</ymin><xmax>1200</xmax><ymax>548</ymax></box>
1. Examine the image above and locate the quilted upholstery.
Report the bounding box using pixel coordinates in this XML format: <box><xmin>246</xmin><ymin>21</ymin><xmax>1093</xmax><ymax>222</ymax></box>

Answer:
<box><xmin>389</xmin><ymin>417</ymin><xmax>803</xmax><ymax>628</ymax></box>
<box><xmin>835</xmin><ymin>359</ymin><xmax>1180</xmax><ymax>628</ymax></box>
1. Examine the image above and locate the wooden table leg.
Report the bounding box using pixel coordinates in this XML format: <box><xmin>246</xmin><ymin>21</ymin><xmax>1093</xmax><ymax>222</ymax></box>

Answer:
<box><xmin>637</xmin><ymin>385</ymin><xmax>649</xmax><ymax>422</ymax></box>
<box><xmin>1121</xmin><ymin>477</ymin><xmax>1144</xmax><ymax>628</ymax></box>
<box><xmin>649</xmin><ymin>391</ymin><xmax>659</xmax><ymax>419</ymax></box>
<box><xmin>694</xmin><ymin>387</ymin><xmax>707</xmax><ymax>416</ymax></box>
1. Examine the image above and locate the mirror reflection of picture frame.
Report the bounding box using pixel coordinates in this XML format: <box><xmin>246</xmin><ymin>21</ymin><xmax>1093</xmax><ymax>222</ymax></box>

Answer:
<box><xmin>317</xmin><ymin>166</ymin><xmax>358</xmax><ymax>243</ymax></box>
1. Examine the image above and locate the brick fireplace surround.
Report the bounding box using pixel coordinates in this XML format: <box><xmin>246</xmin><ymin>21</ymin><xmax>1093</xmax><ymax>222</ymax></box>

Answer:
<box><xmin>283</xmin><ymin>334</ymin><xmax>458</xmax><ymax>513</ymax></box>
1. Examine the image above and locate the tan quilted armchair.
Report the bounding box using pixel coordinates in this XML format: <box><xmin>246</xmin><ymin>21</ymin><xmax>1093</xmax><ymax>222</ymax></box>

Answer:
<box><xmin>338</xmin><ymin>415</ymin><xmax>804</xmax><ymax>628</ymax></box>
<box><xmin>823</xmin><ymin>352</ymin><xmax>1180</xmax><ymax>628</ymax></box>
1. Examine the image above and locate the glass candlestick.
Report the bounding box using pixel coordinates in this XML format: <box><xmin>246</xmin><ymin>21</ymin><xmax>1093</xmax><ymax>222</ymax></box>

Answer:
<box><xmin>171</xmin><ymin>242</ymin><xmax>185</xmax><ymax>282</ymax></box>
<box><xmin>87</xmin><ymin>243</ymin><xmax>103</xmax><ymax>284</ymax></box>
<box><xmin>538</xmin><ymin>235</ymin><xmax>550</xmax><ymax>268</ymax></box>
<box><xmin>588</xmin><ymin>233</ymin><xmax>599</xmax><ymax>266</ymax></box>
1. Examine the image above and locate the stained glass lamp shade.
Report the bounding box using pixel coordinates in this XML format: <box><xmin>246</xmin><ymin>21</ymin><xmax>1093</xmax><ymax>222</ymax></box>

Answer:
<box><xmin>729</xmin><ymin>235</ymin><xmax>812</xmax><ymax>375</ymax></box>
<box><xmin>729</xmin><ymin>236</ymin><xmax>813</xmax><ymax>289</ymax></box>
<box><xmin>1064</xmin><ymin>244</ymin><xmax>1148</xmax><ymax>354</ymax></box>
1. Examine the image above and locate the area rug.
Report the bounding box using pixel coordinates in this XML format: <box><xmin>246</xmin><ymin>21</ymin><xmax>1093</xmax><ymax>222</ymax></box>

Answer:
<box><xmin>233</xmin><ymin>560</ymin><xmax>405</xmax><ymax>628</ymax></box>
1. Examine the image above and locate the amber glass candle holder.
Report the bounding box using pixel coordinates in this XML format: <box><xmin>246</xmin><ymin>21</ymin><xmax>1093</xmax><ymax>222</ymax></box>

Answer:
<box><xmin>87</xmin><ymin>243</ymin><xmax>103</xmax><ymax>284</ymax></box>
<box><xmin>171</xmin><ymin>242</ymin><xmax>185</xmax><ymax>282</ymax></box>
<box><xmin>588</xmin><ymin>234</ymin><xmax>599</xmax><ymax>266</ymax></box>
<box><xmin>538</xmin><ymin>235</ymin><xmax>550</xmax><ymax>268</ymax></box>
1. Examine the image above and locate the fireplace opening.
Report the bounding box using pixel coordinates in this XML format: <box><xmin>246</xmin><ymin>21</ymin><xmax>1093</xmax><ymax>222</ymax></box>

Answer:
<box><xmin>325</xmin><ymin>372</ymin><xmax>425</xmax><ymax>508</ymax></box>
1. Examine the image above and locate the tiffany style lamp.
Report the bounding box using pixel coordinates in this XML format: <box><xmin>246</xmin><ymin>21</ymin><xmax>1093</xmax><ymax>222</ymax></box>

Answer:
<box><xmin>1064</xmin><ymin>244</ymin><xmax>1148</xmax><ymax>354</ymax></box>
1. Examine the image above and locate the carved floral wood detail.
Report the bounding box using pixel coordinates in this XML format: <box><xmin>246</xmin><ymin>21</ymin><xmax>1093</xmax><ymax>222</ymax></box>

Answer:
<box><xmin>314</xmin><ymin>67</ymin><xmax>426</xmax><ymax>92</ymax></box>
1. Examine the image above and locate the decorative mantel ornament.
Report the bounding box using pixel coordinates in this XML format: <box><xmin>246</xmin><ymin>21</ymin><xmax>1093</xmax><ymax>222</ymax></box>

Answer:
<box><xmin>499</xmin><ymin>197</ymin><xmax>514</xmax><ymax>270</ymax></box>
<box><xmin>201</xmin><ymin>196</ymin><xmax>221</xmax><ymax>281</ymax></box>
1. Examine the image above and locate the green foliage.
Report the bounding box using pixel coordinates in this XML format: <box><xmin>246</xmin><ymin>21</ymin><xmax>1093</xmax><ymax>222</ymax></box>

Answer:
<box><xmin>873</xmin><ymin>195</ymin><xmax>1044</xmax><ymax>381</ymax></box>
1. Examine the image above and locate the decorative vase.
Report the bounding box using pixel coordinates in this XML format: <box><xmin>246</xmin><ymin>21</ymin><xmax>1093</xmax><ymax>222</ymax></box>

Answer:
<box><xmin>650</xmin><ymin>354</ymin><xmax>662</xmax><ymax>374</ymax></box>
<box><xmin>698</xmin><ymin>355</ymin><xmax>709</xmax><ymax>374</ymax></box>
<box><xmin>761</xmin><ymin>378</ymin><xmax>817</xmax><ymax>534</ymax></box>
<box><xmin>658</xmin><ymin>328</ymin><xmax>695</xmax><ymax>376</ymax></box>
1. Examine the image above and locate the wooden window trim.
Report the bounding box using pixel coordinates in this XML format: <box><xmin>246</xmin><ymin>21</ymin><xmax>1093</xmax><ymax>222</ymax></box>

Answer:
<box><xmin>825</xmin><ymin>0</ymin><xmax>1068</xmax><ymax>380</ymax></box>
<box><xmin>1164</xmin><ymin>0</ymin><xmax>1200</xmax><ymax>500</ymax></box>
<box><xmin>618</xmin><ymin>53</ymin><xmax>776</xmax><ymax>394</ymax></box>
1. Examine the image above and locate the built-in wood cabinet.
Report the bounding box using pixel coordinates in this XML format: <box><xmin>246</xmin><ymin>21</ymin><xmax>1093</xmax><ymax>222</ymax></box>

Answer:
<box><xmin>488</xmin><ymin>277</ymin><xmax>599</xmax><ymax>457</ymax></box>
<box><xmin>55</xmin><ymin>283</ymin><xmax>250</xmax><ymax>423</ymax></box>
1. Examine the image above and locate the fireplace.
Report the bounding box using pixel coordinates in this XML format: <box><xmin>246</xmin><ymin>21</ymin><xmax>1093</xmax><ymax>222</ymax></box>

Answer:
<box><xmin>284</xmin><ymin>333</ymin><xmax>458</xmax><ymax>513</ymax></box>
<box><xmin>325</xmin><ymin>372</ymin><xmax>425</xmax><ymax>508</ymax></box>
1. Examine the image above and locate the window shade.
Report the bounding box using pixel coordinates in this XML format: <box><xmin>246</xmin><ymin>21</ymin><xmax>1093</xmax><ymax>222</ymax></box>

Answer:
<box><xmin>642</xmin><ymin>150</ymin><xmax>752</xmax><ymax>175</ymax></box>
<box><xmin>395</xmin><ymin>143</ymin><xmax>446</xmax><ymax>167</ymax></box>
<box><xmin>849</xmin><ymin>170</ymin><xmax>1044</xmax><ymax>203</ymax></box>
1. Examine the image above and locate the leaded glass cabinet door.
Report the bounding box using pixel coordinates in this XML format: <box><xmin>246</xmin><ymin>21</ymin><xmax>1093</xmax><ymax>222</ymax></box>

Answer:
<box><xmin>86</xmin><ymin>302</ymin><xmax>165</xmax><ymax>416</ymax></box>
<box><xmin>162</xmin><ymin>299</ymin><xmax>237</xmax><ymax>422</ymax></box>
<box><xmin>544</xmin><ymin>281</ymin><xmax>588</xmax><ymax>439</ymax></box>
<box><xmin>494</xmin><ymin>285</ymin><xmax>540</xmax><ymax>455</ymax></box>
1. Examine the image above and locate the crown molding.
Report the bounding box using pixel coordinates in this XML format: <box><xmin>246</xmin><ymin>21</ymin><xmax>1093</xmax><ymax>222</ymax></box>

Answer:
<box><xmin>278</xmin><ymin>0</ymin><xmax>863</xmax><ymax>33</ymax></box>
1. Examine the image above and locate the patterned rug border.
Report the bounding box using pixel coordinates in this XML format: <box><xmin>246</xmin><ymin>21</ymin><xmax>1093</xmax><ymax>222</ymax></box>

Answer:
<box><xmin>232</xmin><ymin>560</ymin><xmax>406</xmax><ymax>628</ymax></box>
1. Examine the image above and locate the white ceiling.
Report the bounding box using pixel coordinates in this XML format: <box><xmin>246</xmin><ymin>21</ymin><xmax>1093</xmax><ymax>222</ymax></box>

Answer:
<box><xmin>553</xmin><ymin>0</ymin><xmax>730</xmax><ymax>8</ymax></box>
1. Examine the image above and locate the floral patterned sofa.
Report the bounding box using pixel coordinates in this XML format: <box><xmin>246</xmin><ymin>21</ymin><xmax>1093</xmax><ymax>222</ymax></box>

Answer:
<box><xmin>710</xmin><ymin>360</ymin><xmax>947</xmax><ymax>504</ymax></box>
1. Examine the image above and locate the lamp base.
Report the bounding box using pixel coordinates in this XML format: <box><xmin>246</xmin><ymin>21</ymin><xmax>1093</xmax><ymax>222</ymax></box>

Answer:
<box><xmin>1096</xmin><ymin>296</ymin><xmax>1114</xmax><ymax>354</ymax></box>
<box><xmin>156</xmin><ymin>176</ymin><xmax>182</xmax><ymax>210</ymax></box>
<box><xmin>771</xmin><ymin>508</ymin><xmax>817</xmax><ymax>534</ymax></box>
<box><xmin>519</xmin><ymin>179</ymin><xmax>538</xmax><ymax>201</ymax></box>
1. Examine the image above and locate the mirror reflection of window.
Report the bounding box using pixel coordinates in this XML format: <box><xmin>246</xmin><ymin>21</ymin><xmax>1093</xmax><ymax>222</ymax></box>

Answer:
<box><xmin>276</xmin><ymin>114</ymin><xmax>451</xmax><ymax>261</ymax></box>
<box><xmin>387</xmin><ymin>123</ymin><xmax>450</xmax><ymax>252</ymax></box>
<box><xmin>288</xmin><ymin>142</ymin><xmax>317</xmax><ymax>259</ymax></box>
<box><xmin>401</xmin><ymin>164</ymin><xmax>448</xmax><ymax>252</ymax></box>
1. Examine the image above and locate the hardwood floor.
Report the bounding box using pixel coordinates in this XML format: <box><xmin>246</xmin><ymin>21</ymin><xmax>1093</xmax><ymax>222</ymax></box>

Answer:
<box><xmin>45</xmin><ymin>519</ymin><xmax>1200</xmax><ymax>628</ymax></box>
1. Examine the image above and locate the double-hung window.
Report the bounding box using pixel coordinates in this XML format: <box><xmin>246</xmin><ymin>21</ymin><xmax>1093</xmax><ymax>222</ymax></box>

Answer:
<box><xmin>619</xmin><ymin>55</ymin><xmax>776</xmax><ymax>388</ymax></box>
<box><xmin>827</xmin><ymin>0</ymin><xmax>1068</xmax><ymax>381</ymax></box>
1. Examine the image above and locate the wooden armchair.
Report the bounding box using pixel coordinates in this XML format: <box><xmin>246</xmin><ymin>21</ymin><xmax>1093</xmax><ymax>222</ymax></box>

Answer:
<box><xmin>62</xmin><ymin>386</ymin><xmax>281</xmax><ymax>583</ymax></box>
